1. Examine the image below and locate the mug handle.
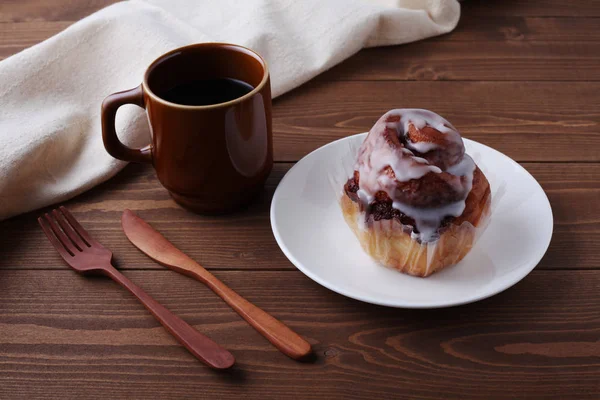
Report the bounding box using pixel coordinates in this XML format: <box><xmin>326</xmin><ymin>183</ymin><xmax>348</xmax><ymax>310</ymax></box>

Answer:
<box><xmin>101</xmin><ymin>85</ymin><xmax>152</xmax><ymax>164</ymax></box>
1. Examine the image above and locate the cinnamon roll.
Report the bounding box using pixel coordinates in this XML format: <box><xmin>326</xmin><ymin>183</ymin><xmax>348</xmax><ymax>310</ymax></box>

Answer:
<box><xmin>341</xmin><ymin>109</ymin><xmax>491</xmax><ymax>277</ymax></box>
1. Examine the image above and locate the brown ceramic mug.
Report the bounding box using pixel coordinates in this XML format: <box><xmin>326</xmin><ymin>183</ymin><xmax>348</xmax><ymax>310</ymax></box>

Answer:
<box><xmin>101</xmin><ymin>43</ymin><xmax>272</xmax><ymax>213</ymax></box>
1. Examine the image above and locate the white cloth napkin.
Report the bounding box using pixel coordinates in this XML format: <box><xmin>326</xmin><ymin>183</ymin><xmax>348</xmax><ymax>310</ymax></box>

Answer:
<box><xmin>0</xmin><ymin>0</ymin><xmax>460</xmax><ymax>220</ymax></box>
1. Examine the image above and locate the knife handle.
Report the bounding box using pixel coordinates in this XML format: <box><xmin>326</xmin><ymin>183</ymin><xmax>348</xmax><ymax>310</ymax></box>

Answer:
<box><xmin>185</xmin><ymin>263</ymin><xmax>312</xmax><ymax>360</ymax></box>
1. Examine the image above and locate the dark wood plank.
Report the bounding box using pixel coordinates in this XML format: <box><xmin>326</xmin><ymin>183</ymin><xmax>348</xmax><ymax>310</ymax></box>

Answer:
<box><xmin>273</xmin><ymin>81</ymin><xmax>600</xmax><ymax>162</ymax></box>
<box><xmin>0</xmin><ymin>21</ymin><xmax>71</xmax><ymax>61</ymax></box>
<box><xmin>320</xmin><ymin>41</ymin><xmax>600</xmax><ymax>82</ymax></box>
<box><xmin>463</xmin><ymin>0</ymin><xmax>600</xmax><ymax>17</ymax></box>
<box><xmin>0</xmin><ymin>162</ymin><xmax>597</xmax><ymax>271</ymax></box>
<box><xmin>448</xmin><ymin>16</ymin><xmax>600</xmax><ymax>42</ymax></box>
<box><xmin>0</xmin><ymin>269</ymin><xmax>598</xmax><ymax>400</ymax></box>
<box><xmin>529</xmin><ymin>164</ymin><xmax>600</xmax><ymax>271</ymax></box>
<box><xmin>0</xmin><ymin>0</ymin><xmax>118</xmax><ymax>22</ymax></box>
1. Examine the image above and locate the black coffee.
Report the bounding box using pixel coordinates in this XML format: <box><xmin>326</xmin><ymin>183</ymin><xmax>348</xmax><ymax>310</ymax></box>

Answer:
<box><xmin>160</xmin><ymin>78</ymin><xmax>254</xmax><ymax>106</ymax></box>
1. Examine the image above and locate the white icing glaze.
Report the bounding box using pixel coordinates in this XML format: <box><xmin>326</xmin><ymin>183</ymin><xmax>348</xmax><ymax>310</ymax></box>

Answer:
<box><xmin>354</xmin><ymin>109</ymin><xmax>476</xmax><ymax>242</ymax></box>
<box><xmin>392</xmin><ymin>200</ymin><xmax>467</xmax><ymax>242</ymax></box>
<box><xmin>399</xmin><ymin>109</ymin><xmax>459</xmax><ymax>136</ymax></box>
<box><xmin>357</xmin><ymin>189</ymin><xmax>373</xmax><ymax>205</ymax></box>
<box><xmin>446</xmin><ymin>154</ymin><xmax>475</xmax><ymax>195</ymax></box>
<box><xmin>405</xmin><ymin>140</ymin><xmax>439</xmax><ymax>153</ymax></box>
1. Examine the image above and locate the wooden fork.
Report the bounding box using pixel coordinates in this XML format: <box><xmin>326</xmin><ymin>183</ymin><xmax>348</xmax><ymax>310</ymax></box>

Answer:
<box><xmin>38</xmin><ymin>206</ymin><xmax>235</xmax><ymax>370</ymax></box>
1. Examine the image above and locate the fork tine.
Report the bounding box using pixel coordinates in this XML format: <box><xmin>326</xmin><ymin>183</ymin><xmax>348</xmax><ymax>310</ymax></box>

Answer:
<box><xmin>38</xmin><ymin>216</ymin><xmax>74</xmax><ymax>258</ymax></box>
<box><xmin>43</xmin><ymin>213</ymin><xmax>78</xmax><ymax>255</ymax></box>
<box><xmin>59</xmin><ymin>206</ymin><xmax>94</xmax><ymax>246</ymax></box>
<box><xmin>52</xmin><ymin>209</ymin><xmax>85</xmax><ymax>251</ymax></box>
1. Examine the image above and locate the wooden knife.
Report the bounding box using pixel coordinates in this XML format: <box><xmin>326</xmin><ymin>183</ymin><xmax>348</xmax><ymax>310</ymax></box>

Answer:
<box><xmin>121</xmin><ymin>209</ymin><xmax>312</xmax><ymax>360</ymax></box>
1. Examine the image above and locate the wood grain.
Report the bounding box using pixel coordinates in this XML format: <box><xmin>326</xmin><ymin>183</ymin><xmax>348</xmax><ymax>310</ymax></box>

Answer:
<box><xmin>0</xmin><ymin>270</ymin><xmax>599</xmax><ymax>400</ymax></box>
<box><xmin>0</xmin><ymin>21</ymin><xmax>72</xmax><ymax>61</ymax></box>
<box><xmin>0</xmin><ymin>0</ymin><xmax>118</xmax><ymax>22</ymax></box>
<box><xmin>1</xmin><ymin>162</ymin><xmax>597</xmax><ymax>271</ymax></box>
<box><xmin>464</xmin><ymin>0</ymin><xmax>600</xmax><ymax>17</ymax></box>
<box><xmin>319</xmin><ymin>41</ymin><xmax>600</xmax><ymax>82</ymax></box>
<box><xmin>448</xmin><ymin>16</ymin><xmax>600</xmax><ymax>42</ymax></box>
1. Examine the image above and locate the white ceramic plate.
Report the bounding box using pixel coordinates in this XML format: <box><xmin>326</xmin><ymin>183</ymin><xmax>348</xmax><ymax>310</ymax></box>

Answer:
<box><xmin>271</xmin><ymin>133</ymin><xmax>553</xmax><ymax>308</ymax></box>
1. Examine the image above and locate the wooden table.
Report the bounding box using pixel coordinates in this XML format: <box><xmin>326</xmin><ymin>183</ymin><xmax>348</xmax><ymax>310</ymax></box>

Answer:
<box><xmin>1</xmin><ymin>1</ymin><xmax>599</xmax><ymax>399</ymax></box>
